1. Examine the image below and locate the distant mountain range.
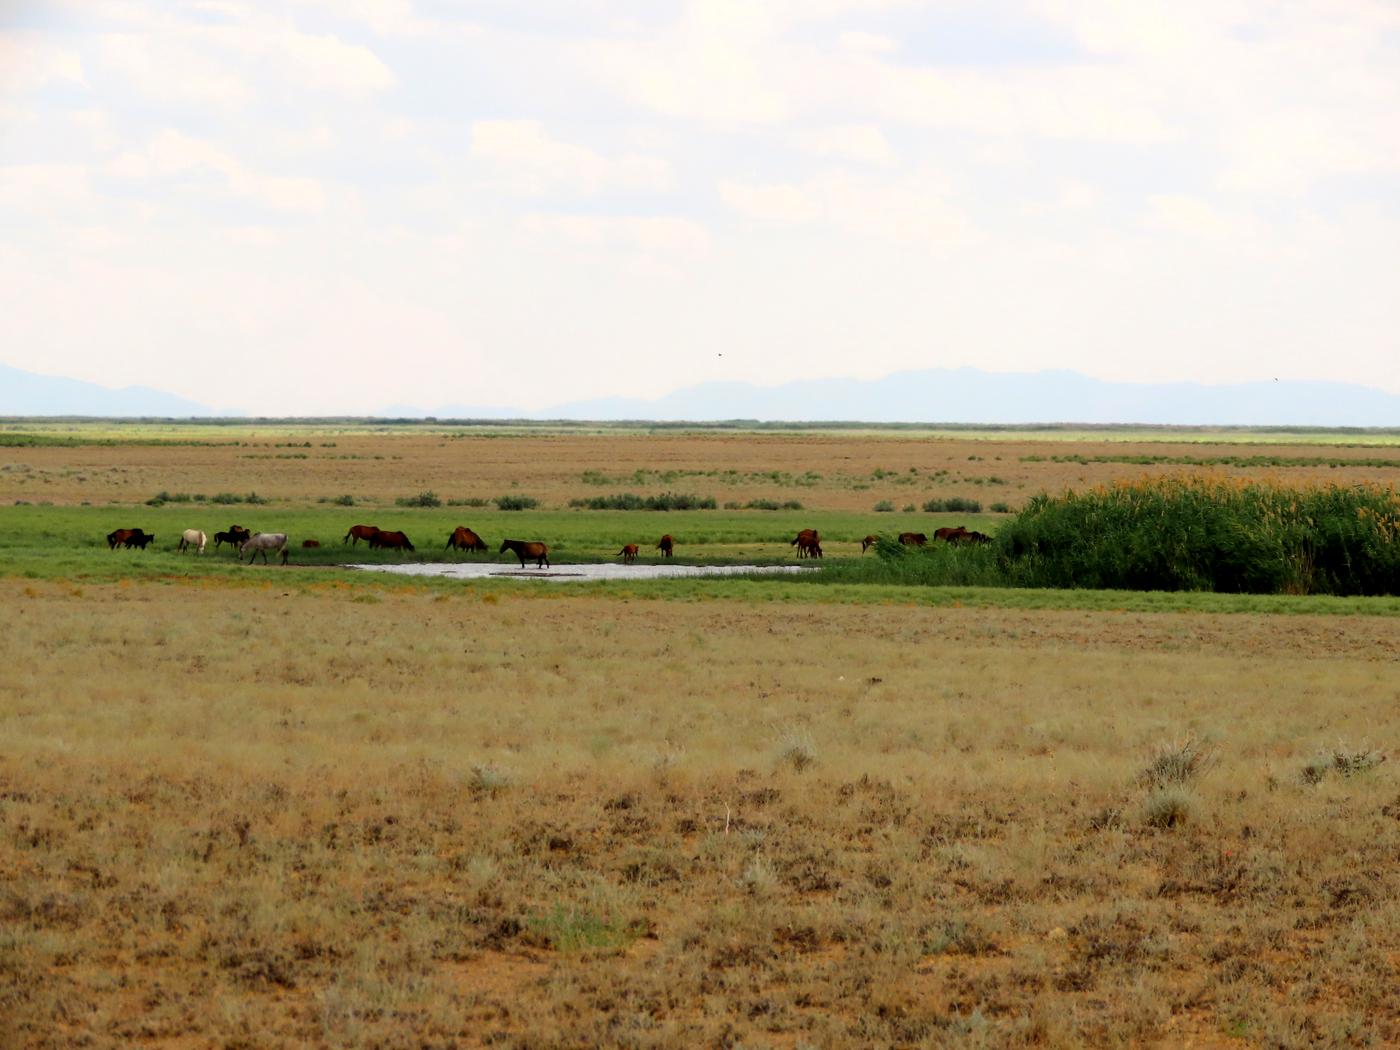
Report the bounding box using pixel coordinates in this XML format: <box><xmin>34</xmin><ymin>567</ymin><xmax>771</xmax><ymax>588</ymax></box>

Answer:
<box><xmin>5</xmin><ymin>361</ymin><xmax>1400</xmax><ymax>426</ymax></box>
<box><xmin>0</xmin><ymin>363</ymin><xmax>215</xmax><ymax>416</ymax></box>
<box><xmin>390</xmin><ymin>368</ymin><xmax>1400</xmax><ymax>428</ymax></box>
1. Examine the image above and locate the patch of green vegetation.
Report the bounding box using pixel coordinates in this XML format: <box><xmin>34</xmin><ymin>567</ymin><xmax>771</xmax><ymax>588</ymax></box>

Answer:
<box><xmin>567</xmin><ymin>492</ymin><xmax>718</xmax><ymax>511</ymax></box>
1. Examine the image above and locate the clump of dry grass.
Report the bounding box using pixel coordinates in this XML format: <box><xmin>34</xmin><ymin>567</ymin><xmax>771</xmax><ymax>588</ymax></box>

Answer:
<box><xmin>1138</xmin><ymin>736</ymin><xmax>1217</xmax><ymax>789</ymax></box>
<box><xmin>774</xmin><ymin>727</ymin><xmax>817</xmax><ymax>772</ymax></box>
<box><xmin>1301</xmin><ymin>743</ymin><xmax>1387</xmax><ymax>785</ymax></box>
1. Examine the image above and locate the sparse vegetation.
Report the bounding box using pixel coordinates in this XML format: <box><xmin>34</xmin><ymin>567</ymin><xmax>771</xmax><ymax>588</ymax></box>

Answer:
<box><xmin>1</xmin><ymin>581</ymin><xmax>1396</xmax><ymax>1046</ymax></box>
<box><xmin>922</xmin><ymin>496</ymin><xmax>983</xmax><ymax>512</ymax></box>
<box><xmin>567</xmin><ymin>492</ymin><xmax>717</xmax><ymax>511</ymax></box>
<box><xmin>395</xmin><ymin>490</ymin><xmax>442</xmax><ymax>507</ymax></box>
<box><xmin>494</xmin><ymin>495</ymin><xmax>539</xmax><ymax>511</ymax></box>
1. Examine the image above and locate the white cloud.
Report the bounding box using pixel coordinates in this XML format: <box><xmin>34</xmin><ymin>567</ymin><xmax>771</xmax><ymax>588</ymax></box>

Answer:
<box><xmin>0</xmin><ymin>32</ymin><xmax>87</xmax><ymax>92</ymax></box>
<box><xmin>0</xmin><ymin>164</ymin><xmax>93</xmax><ymax>210</ymax></box>
<box><xmin>110</xmin><ymin>130</ymin><xmax>326</xmax><ymax>212</ymax></box>
<box><xmin>471</xmin><ymin>121</ymin><xmax>673</xmax><ymax>195</ymax></box>
<box><xmin>93</xmin><ymin>7</ymin><xmax>394</xmax><ymax>110</ymax></box>
<box><xmin>522</xmin><ymin>213</ymin><xmax>710</xmax><ymax>259</ymax></box>
<box><xmin>720</xmin><ymin>170</ymin><xmax>976</xmax><ymax>246</ymax></box>
<box><xmin>791</xmin><ymin>124</ymin><xmax>893</xmax><ymax>165</ymax></box>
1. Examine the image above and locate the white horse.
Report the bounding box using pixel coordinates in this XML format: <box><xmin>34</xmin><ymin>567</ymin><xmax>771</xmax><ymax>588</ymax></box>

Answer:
<box><xmin>177</xmin><ymin>529</ymin><xmax>206</xmax><ymax>554</ymax></box>
<box><xmin>241</xmin><ymin>532</ymin><xmax>289</xmax><ymax>564</ymax></box>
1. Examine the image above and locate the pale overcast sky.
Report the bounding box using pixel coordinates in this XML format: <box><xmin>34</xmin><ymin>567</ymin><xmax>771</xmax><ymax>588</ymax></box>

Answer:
<box><xmin>2</xmin><ymin>1</ymin><xmax>1398</xmax><ymax>414</ymax></box>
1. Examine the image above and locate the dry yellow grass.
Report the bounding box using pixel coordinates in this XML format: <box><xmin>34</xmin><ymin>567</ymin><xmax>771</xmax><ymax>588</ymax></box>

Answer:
<box><xmin>3</xmin><ymin>578</ymin><xmax>1398</xmax><ymax>1046</ymax></box>
<box><xmin>7</xmin><ymin>430</ymin><xmax>1400</xmax><ymax>510</ymax></box>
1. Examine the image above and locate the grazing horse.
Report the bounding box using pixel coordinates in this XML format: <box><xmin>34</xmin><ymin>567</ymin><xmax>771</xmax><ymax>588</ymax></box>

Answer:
<box><xmin>500</xmin><ymin>538</ymin><xmax>549</xmax><ymax>568</ymax></box>
<box><xmin>124</xmin><ymin>529</ymin><xmax>155</xmax><ymax>550</ymax></box>
<box><xmin>618</xmin><ymin>544</ymin><xmax>639</xmax><ymax>564</ymax></box>
<box><xmin>214</xmin><ymin>528</ymin><xmax>248</xmax><ymax>552</ymax></box>
<box><xmin>445</xmin><ymin>526</ymin><xmax>488</xmax><ymax>552</ymax></box>
<box><xmin>107</xmin><ymin>528</ymin><xmax>135</xmax><ymax>550</ymax></box>
<box><xmin>656</xmin><ymin>534</ymin><xmax>674</xmax><ymax>557</ymax></box>
<box><xmin>898</xmin><ymin>532</ymin><xmax>928</xmax><ymax>547</ymax></box>
<box><xmin>241</xmin><ymin>532</ymin><xmax>289</xmax><ymax>564</ymax></box>
<box><xmin>934</xmin><ymin>526</ymin><xmax>968</xmax><ymax>543</ymax></box>
<box><xmin>214</xmin><ymin>525</ymin><xmax>250</xmax><ymax>552</ymax></box>
<box><xmin>177</xmin><ymin>529</ymin><xmax>207</xmax><ymax>554</ymax></box>
<box><xmin>790</xmin><ymin>529</ymin><xmax>821</xmax><ymax>558</ymax></box>
<box><xmin>952</xmin><ymin>530</ymin><xmax>991</xmax><ymax>545</ymax></box>
<box><xmin>861</xmin><ymin>534</ymin><xmax>878</xmax><ymax>553</ymax></box>
<box><xmin>370</xmin><ymin>530</ymin><xmax>414</xmax><ymax>552</ymax></box>
<box><xmin>343</xmin><ymin>524</ymin><xmax>381</xmax><ymax>546</ymax></box>
<box><xmin>301</xmin><ymin>539</ymin><xmax>321</xmax><ymax>548</ymax></box>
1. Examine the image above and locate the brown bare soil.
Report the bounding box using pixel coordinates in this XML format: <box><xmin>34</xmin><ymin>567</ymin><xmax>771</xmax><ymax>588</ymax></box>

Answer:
<box><xmin>3</xmin><ymin>579</ymin><xmax>1398</xmax><ymax>1047</ymax></box>
<box><xmin>7</xmin><ymin>429</ymin><xmax>1400</xmax><ymax>509</ymax></box>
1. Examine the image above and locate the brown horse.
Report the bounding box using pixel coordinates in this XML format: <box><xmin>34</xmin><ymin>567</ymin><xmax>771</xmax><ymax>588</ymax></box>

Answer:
<box><xmin>861</xmin><ymin>534</ymin><xmax>879</xmax><ymax>553</ymax></box>
<box><xmin>370</xmin><ymin>530</ymin><xmax>414</xmax><ymax>552</ymax></box>
<box><xmin>500</xmin><ymin>538</ymin><xmax>549</xmax><ymax>568</ymax></box>
<box><xmin>215</xmin><ymin>525</ymin><xmax>250</xmax><ymax>552</ymax></box>
<box><xmin>791</xmin><ymin>528</ymin><xmax>821</xmax><ymax>558</ymax></box>
<box><xmin>934</xmin><ymin>526</ymin><xmax>968</xmax><ymax>543</ymax></box>
<box><xmin>951</xmin><ymin>530</ymin><xmax>991</xmax><ymax>545</ymax></box>
<box><xmin>445</xmin><ymin>526</ymin><xmax>488</xmax><ymax>552</ymax></box>
<box><xmin>343</xmin><ymin>524</ymin><xmax>381</xmax><ymax>546</ymax></box>
<box><xmin>898</xmin><ymin>532</ymin><xmax>928</xmax><ymax>546</ymax></box>
<box><xmin>618</xmin><ymin>544</ymin><xmax>639</xmax><ymax>564</ymax></box>
<box><xmin>656</xmin><ymin>534</ymin><xmax>674</xmax><ymax>557</ymax></box>
<box><xmin>107</xmin><ymin>528</ymin><xmax>135</xmax><ymax>549</ymax></box>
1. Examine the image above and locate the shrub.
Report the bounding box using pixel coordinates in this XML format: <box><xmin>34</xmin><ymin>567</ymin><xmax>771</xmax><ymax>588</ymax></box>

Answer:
<box><xmin>447</xmin><ymin>497</ymin><xmax>490</xmax><ymax>507</ymax></box>
<box><xmin>990</xmin><ymin>501</ymin><xmax>1011</xmax><ymax>513</ymax></box>
<box><xmin>1302</xmin><ymin>745</ymin><xmax>1386</xmax><ymax>784</ymax></box>
<box><xmin>396</xmin><ymin>490</ymin><xmax>442</xmax><ymax>508</ymax></box>
<box><xmin>566</xmin><ymin>492</ymin><xmax>715</xmax><ymax>511</ymax></box>
<box><xmin>873</xmin><ymin>500</ymin><xmax>895</xmax><ymax>512</ymax></box>
<box><xmin>1142</xmin><ymin>786</ymin><xmax>1195</xmax><ymax>829</ymax></box>
<box><xmin>495</xmin><ymin>495</ymin><xmax>539</xmax><ymax>511</ymax></box>
<box><xmin>922</xmin><ymin>497</ymin><xmax>982</xmax><ymax>513</ymax></box>
<box><xmin>467</xmin><ymin>763</ymin><xmax>512</xmax><ymax>797</ymax></box>
<box><xmin>333</xmin><ymin>494</ymin><xmax>355</xmax><ymax>506</ymax></box>
<box><xmin>1139</xmin><ymin>738</ymin><xmax>1216</xmax><ymax>789</ymax></box>
<box><xmin>775</xmin><ymin>729</ymin><xmax>817</xmax><ymax>772</ymax></box>
<box><xmin>998</xmin><ymin>477</ymin><xmax>1400</xmax><ymax>595</ymax></box>
<box><xmin>211</xmin><ymin>492</ymin><xmax>242</xmax><ymax>504</ymax></box>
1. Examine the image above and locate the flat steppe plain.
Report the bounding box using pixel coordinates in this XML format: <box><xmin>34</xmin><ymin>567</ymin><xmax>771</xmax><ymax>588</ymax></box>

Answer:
<box><xmin>2</xmin><ymin>424</ymin><xmax>1398</xmax><ymax>1047</ymax></box>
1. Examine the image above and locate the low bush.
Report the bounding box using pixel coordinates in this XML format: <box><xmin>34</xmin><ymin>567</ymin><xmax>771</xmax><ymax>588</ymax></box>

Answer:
<box><xmin>873</xmin><ymin>500</ymin><xmax>895</xmax><ymax>512</ymax></box>
<box><xmin>923</xmin><ymin>497</ymin><xmax>982</xmax><ymax>513</ymax></box>
<box><xmin>567</xmin><ymin>492</ymin><xmax>716</xmax><ymax>511</ymax></box>
<box><xmin>396</xmin><ymin>490</ymin><xmax>442</xmax><ymax>508</ymax></box>
<box><xmin>495</xmin><ymin>495</ymin><xmax>540</xmax><ymax>511</ymax></box>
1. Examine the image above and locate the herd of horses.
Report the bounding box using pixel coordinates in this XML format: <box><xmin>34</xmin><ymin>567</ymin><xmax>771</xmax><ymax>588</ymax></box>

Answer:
<box><xmin>107</xmin><ymin>523</ymin><xmax>290</xmax><ymax>563</ymax></box>
<box><xmin>103</xmin><ymin>521</ymin><xmax>986</xmax><ymax>566</ymax></box>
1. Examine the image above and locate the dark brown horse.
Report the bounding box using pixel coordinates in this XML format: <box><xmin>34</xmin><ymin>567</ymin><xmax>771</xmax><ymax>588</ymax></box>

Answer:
<box><xmin>934</xmin><ymin>526</ymin><xmax>968</xmax><ymax>543</ymax></box>
<box><xmin>445</xmin><ymin>526</ymin><xmax>488</xmax><ymax>552</ymax></box>
<box><xmin>369</xmin><ymin>530</ymin><xmax>414</xmax><ymax>552</ymax></box>
<box><xmin>791</xmin><ymin>528</ymin><xmax>821</xmax><ymax>558</ymax></box>
<box><xmin>951</xmin><ymin>530</ymin><xmax>991</xmax><ymax>545</ymax></box>
<box><xmin>107</xmin><ymin>528</ymin><xmax>135</xmax><ymax>549</ymax></box>
<box><xmin>343</xmin><ymin>524</ymin><xmax>381</xmax><ymax>546</ymax></box>
<box><xmin>898</xmin><ymin>532</ymin><xmax>928</xmax><ymax>546</ymax></box>
<box><xmin>215</xmin><ymin>525</ymin><xmax>250</xmax><ymax>552</ymax></box>
<box><xmin>861</xmin><ymin>534</ymin><xmax>878</xmax><ymax>553</ymax></box>
<box><xmin>619</xmin><ymin>544</ymin><xmax>639</xmax><ymax>564</ymax></box>
<box><xmin>500</xmin><ymin>539</ymin><xmax>549</xmax><ymax>568</ymax></box>
<box><xmin>656</xmin><ymin>534</ymin><xmax>674</xmax><ymax>557</ymax></box>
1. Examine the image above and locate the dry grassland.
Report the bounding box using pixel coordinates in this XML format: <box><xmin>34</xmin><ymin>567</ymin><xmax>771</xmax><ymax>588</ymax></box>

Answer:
<box><xmin>3</xmin><ymin>578</ymin><xmax>1398</xmax><ymax>1047</ymax></box>
<box><xmin>8</xmin><ymin>430</ymin><xmax>1400</xmax><ymax>510</ymax></box>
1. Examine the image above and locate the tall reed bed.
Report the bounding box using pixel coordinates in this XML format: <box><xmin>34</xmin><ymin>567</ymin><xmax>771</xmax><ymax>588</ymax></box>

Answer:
<box><xmin>1000</xmin><ymin>476</ymin><xmax>1400</xmax><ymax>595</ymax></box>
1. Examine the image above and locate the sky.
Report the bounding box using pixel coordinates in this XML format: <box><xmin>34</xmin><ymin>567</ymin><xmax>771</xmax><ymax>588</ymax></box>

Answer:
<box><xmin>2</xmin><ymin>0</ymin><xmax>1398</xmax><ymax>415</ymax></box>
